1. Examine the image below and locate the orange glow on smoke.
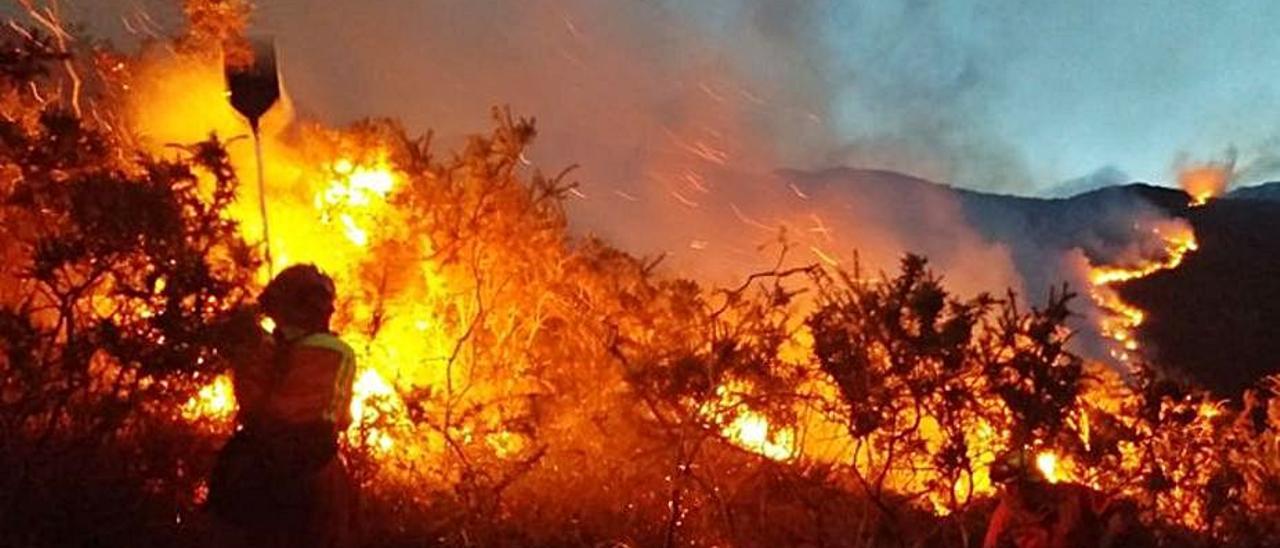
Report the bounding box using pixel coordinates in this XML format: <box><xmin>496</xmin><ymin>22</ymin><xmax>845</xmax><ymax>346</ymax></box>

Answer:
<box><xmin>1178</xmin><ymin>165</ymin><xmax>1230</xmax><ymax>207</ymax></box>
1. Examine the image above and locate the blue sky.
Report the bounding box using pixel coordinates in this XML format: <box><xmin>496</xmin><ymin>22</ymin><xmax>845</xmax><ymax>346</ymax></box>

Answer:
<box><xmin>674</xmin><ymin>0</ymin><xmax>1280</xmax><ymax>190</ymax></box>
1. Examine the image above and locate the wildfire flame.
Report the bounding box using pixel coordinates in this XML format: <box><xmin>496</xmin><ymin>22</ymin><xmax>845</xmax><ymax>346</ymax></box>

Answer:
<box><xmin>178</xmin><ymin>149</ymin><xmax>416</xmax><ymax>451</ymax></box>
<box><xmin>131</xmin><ymin>27</ymin><xmax>1236</xmax><ymax>534</ymax></box>
<box><xmin>705</xmin><ymin>382</ymin><xmax>795</xmax><ymax>461</ymax></box>
<box><xmin>319</xmin><ymin>157</ymin><xmax>396</xmax><ymax>247</ymax></box>
<box><xmin>8</xmin><ymin>4</ymin><xmax>1279</xmax><ymax>542</ymax></box>
<box><xmin>1178</xmin><ymin>164</ymin><xmax>1231</xmax><ymax>207</ymax></box>
<box><xmin>181</xmin><ymin>374</ymin><xmax>235</xmax><ymax>422</ymax></box>
<box><xmin>183</xmin><ymin>366</ymin><xmax>402</xmax><ymax>450</ymax></box>
<box><xmin>1035</xmin><ymin>450</ymin><xmax>1062</xmax><ymax>484</ymax></box>
<box><xmin>1087</xmin><ymin>222</ymin><xmax>1198</xmax><ymax>363</ymax></box>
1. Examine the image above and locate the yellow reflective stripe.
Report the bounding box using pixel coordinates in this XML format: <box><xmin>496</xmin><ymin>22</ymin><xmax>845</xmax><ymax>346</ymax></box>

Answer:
<box><xmin>296</xmin><ymin>333</ymin><xmax>356</xmax><ymax>423</ymax></box>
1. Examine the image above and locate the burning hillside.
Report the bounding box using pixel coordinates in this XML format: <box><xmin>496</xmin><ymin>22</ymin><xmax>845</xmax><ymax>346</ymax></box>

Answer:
<box><xmin>2</xmin><ymin>2</ymin><xmax>1280</xmax><ymax>547</ymax></box>
<box><xmin>1086</xmin><ymin>220</ymin><xmax>1198</xmax><ymax>365</ymax></box>
<box><xmin>787</xmin><ymin>169</ymin><xmax>1280</xmax><ymax>392</ymax></box>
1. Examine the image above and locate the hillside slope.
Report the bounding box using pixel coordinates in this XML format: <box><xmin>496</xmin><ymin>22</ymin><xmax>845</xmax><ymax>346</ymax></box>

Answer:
<box><xmin>790</xmin><ymin>168</ymin><xmax>1280</xmax><ymax>394</ymax></box>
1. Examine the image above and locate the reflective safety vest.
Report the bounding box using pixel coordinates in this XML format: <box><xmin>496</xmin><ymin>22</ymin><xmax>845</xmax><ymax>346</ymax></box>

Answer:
<box><xmin>234</xmin><ymin>327</ymin><xmax>357</xmax><ymax>430</ymax></box>
<box><xmin>983</xmin><ymin>482</ymin><xmax>1107</xmax><ymax>548</ymax></box>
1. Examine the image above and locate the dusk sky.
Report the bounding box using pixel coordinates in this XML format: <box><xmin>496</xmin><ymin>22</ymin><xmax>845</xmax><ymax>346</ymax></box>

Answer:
<box><xmin>45</xmin><ymin>0</ymin><xmax>1280</xmax><ymax>194</ymax></box>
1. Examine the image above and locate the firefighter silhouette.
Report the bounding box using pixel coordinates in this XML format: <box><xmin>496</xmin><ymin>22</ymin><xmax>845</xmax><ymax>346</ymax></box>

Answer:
<box><xmin>983</xmin><ymin>447</ymin><xmax>1151</xmax><ymax>548</ymax></box>
<box><xmin>209</xmin><ymin>264</ymin><xmax>357</xmax><ymax>547</ymax></box>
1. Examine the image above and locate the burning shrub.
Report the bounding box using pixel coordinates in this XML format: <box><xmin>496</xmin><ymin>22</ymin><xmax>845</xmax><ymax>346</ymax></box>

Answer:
<box><xmin>805</xmin><ymin>256</ymin><xmax>1086</xmax><ymax>542</ymax></box>
<box><xmin>0</xmin><ymin>23</ymin><xmax>257</xmax><ymax>545</ymax></box>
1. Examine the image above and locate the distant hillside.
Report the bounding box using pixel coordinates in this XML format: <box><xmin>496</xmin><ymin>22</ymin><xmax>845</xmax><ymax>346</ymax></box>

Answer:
<box><xmin>1124</xmin><ymin>196</ymin><xmax>1280</xmax><ymax>394</ymax></box>
<box><xmin>790</xmin><ymin>169</ymin><xmax>1280</xmax><ymax>395</ymax></box>
<box><xmin>1229</xmin><ymin>181</ymin><xmax>1280</xmax><ymax>202</ymax></box>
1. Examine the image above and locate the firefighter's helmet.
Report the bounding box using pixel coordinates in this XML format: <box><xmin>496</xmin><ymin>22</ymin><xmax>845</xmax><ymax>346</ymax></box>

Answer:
<box><xmin>990</xmin><ymin>447</ymin><xmax>1047</xmax><ymax>485</ymax></box>
<box><xmin>259</xmin><ymin>264</ymin><xmax>336</xmax><ymax>329</ymax></box>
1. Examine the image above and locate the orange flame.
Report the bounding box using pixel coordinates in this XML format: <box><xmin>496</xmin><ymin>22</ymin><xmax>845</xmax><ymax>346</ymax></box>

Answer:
<box><xmin>1087</xmin><ymin>222</ymin><xmax>1198</xmax><ymax>363</ymax></box>
<box><xmin>1178</xmin><ymin>164</ymin><xmax>1231</xmax><ymax>206</ymax></box>
<box><xmin>136</xmin><ymin>39</ymin><xmax>1232</xmax><ymax>532</ymax></box>
<box><xmin>704</xmin><ymin>381</ymin><xmax>795</xmax><ymax>461</ymax></box>
<box><xmin>181</xmin><ymin>374</ymin><xmax>235</xmax><ymax>422</ymax></box>
<box><xmin>1035</xmin><ymin>450</ymin><xmax>1062</xmax><ymax>484</ymax></box>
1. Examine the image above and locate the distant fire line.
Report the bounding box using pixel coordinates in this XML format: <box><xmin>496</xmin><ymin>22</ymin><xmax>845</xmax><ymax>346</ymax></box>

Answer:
<box><xmin>1087</xmin><ymin>220</ymin><xmax>1199</xmax><ymax>364</ymax></box>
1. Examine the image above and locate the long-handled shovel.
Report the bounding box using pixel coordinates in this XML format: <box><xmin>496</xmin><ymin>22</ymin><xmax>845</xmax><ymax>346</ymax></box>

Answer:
<box><xmin>226</xmin><ymin>38</ymin><xmax>281</xmax><ymax>276</ymax></box>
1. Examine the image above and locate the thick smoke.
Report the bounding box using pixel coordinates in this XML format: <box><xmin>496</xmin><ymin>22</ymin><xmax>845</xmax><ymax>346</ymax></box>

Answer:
<box><xmin>43</xmin><ymin>0</ymin><xmax>1229</xmax><ymax>356</ymax></box>
<box><xmin>228</xmin><ymin>0</ymin><xmax>1030</xmax><ymax>287</ymax></box>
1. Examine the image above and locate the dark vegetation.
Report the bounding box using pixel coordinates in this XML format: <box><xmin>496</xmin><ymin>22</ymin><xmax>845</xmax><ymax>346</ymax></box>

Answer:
<box><xmin>1127</xmin><ymin>196</ymin><xmax>1280</xmax><ymax>394</ymax></box>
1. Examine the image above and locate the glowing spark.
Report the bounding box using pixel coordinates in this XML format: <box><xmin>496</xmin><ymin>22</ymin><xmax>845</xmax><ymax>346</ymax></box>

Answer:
<box><xmin>682</xmin><ymin>170</ymin><xmax>709</xmax><ymax>193</ymax></box>
<box><xmin>697</xmin><ymin>82</ymin><xmax>725</xmax><ymax>103</ymax></box>
<box><xmin>730</xmin><ymin>203</ymin><xmax>773</xmax><ymax>231</ymax></box>
<box><xmin>562</xmin><ymin>15</ymin><xmax>582</xmax><ymax>38</ymax></box>
<box><xmin>808</xmin><ymin>214</ymin><xmax>834</xmax><ymax>241</ymax></box>
<box><xmin>670</xmin><ymin>190</ymin><xmax>699</xmax><ymax>208</ymax></box>
<box><xmin>737</xmin><ymin>86</ymin><xmax>765</xmax><ymax>105</ymax></box>
<box><xmin>810</xmin><ymin>246</ymin><xmax>840</xmax><ymax>267</ymax></box>
<box><xmin>671</xmin><ymin>136</ymin><xmax>729</xmax><ymax>165</ymax></box>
